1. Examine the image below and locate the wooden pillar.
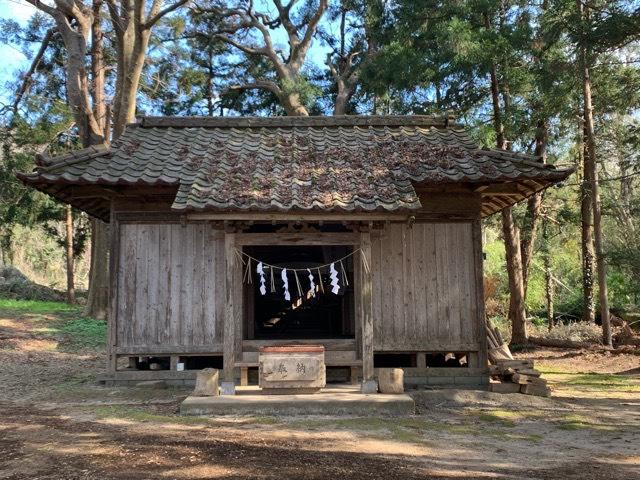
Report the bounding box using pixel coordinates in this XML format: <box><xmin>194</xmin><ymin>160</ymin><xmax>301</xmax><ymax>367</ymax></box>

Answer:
<box><xmin>360</xmin><ymin>232</ymin><xmax>377</xmax><ymax>393</ymax></box>
<box><xmin>472</xmin><ymin>219</ymin><xmax>489</xmax><ymax>370</ymax></box>
<box><xmin>106</xmin><ymin>200</ymin><xmax>119</xmax><ymax>376</ymax></box>
<box><xmin>222</xmin><ymin>232</ymin><xmax>237</xmax><ymax>394</ymax></box>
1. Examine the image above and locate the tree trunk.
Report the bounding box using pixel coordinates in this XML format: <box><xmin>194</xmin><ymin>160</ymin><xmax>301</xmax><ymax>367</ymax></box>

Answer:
<box><xmin>280</xmin><ymin>91</ymin><xmax>309</xmax><ymax>116</ymax></box>
<box><xmin>503</xmin><ymin>207</ymin><xmax>528</xmax><ymax>344</ymax></box>
<box><xmin>484</xmin><ymin>14</ymin><xmax>527</xmax><ymax>344</ymax></box>
<box><xmin>84</xmin><ymin>2</ymin><xmax>108</xmax><ymax>318</ymax></box>
<box><xmin>65</xmin><ymin>205</ymin><xmax>76</xmax><ymax>304</ymax></box>
<box><xmin>542</xmin><ymin>218</ymin><xmax>554</xmax><ymax>331</ymax></box>
<box><xmin>520</xmin><ymin>120</ymin><xmax>548</xmax><ymax>295</ymax></box>
<box><xmin>578</xmin><ymin>0</ymin><xmax>612</xmax><ymax>347</ymax></box>
<box><xmin>580</xmin><ymin>131</ymin><xmax>596</xmax><ymax>323</ymax></box>
<box><xmin>85</xmin><ymin>218</ymin><xmax>109</xmax><ymax>319</ymax></box>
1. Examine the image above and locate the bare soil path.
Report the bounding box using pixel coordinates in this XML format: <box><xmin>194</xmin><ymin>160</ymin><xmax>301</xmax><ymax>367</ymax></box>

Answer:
<box><xmin>1</xmin><ymin>302</ymin><xmax>639</xmax><ymax>479</ymax></box>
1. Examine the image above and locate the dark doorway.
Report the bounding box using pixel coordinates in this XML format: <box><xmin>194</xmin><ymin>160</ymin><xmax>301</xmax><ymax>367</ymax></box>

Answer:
<box><xmin>244</xmin><ymin>245</ymin><xmax>355</xmax><ymax>340</ymax></box>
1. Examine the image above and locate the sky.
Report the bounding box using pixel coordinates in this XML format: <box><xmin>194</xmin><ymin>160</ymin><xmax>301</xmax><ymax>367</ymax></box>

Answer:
<box><xmin>0</xmin><ymin>0</ymin><xmax>38</xmax><ymax>104</ymax></box>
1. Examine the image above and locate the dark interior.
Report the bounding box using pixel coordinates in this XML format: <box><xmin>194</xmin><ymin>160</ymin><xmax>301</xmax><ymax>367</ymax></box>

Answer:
<box><xmin>244</xmin><ymin>245</ymin><xmax>355</xmax><ymax>340</ymax></box>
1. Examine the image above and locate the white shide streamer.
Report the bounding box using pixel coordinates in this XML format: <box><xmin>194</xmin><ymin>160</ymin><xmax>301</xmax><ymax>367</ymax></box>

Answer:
<box><xmin>281</xmin><ymin>268</ymin><xmax>291</xmax><ymax>301</ymax></box>
<box><xmin>307</xmin><ymin>268</ymin><xmax>316</xmax><ymax>297</ymax></box>
<box><xmin>329</xmin><ymin>262</ymin><xmax>340</xmax><ymax>294</ymax></box>
<box><xmin>256</xmin><ymin>262</ymin><xmax>267</xmax><ymax>295</ymax></box>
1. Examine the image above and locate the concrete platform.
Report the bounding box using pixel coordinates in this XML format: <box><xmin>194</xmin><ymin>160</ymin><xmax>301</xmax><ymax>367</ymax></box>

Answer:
<box><xmin>180</xmin><ymin>385</ymin><xmax>415</xmax><ymax>416</ymax></box>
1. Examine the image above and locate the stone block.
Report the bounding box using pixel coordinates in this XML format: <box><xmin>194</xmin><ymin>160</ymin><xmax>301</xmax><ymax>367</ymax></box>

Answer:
<box><xmin>259</xmin><ymin>345</ymin><xmax>325</xmax><ymax>392</ymax></box>
<box><xmin>377</xmin><ymin>368</ymin><xmax>404</xmax><ymax>394</ymax></box>
<box><xmin>192</xmin><ymin>368</ymin><xmax>219</xmax><ymax>396</ymax></box>
<box><xmin>361</xmin><ymin>379</ymin><xmax>378</xmax><ymax>394</ymax></box>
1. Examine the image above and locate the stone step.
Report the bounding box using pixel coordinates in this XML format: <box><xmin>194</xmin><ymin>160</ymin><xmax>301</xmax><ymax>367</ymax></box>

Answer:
<box><xmin>180</xmin><ymin>386</ymin><xmax>415</xmax><ymax>416</ymax></box>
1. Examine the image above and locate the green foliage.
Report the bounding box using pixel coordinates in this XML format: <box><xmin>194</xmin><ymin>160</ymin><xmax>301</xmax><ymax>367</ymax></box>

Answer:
<box><xmin>58</xmin><ymin>317</ymin><xmax>107</xmax><ymax>350</ymax></box>
<box><xmin>0</xmin><ymin>298</ymin><xmax>78</xmax><ymax>313</ymax></box>
<box><xmin>0</xmin><ymin>299</ymin><xmax>104</xmax><ymax>350</ymax></box>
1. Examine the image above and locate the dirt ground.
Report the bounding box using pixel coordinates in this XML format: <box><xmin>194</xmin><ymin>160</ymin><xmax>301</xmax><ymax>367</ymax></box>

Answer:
<box><xmin>1</xmin><ymin>305</ymin><xmax>639</xmax><ymax>479</ymax></box>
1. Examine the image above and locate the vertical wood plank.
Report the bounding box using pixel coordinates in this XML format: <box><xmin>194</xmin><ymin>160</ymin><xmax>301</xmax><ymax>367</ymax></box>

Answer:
<box><xmin>448</xmin><ymin>224</ymin><xmax>462</xmax><ymax>346</ymax></box>
<box><xmin>435</xmin><ymin>223</ymin><xmax>450</xmax><ymax>344</ymax></box>
<box><xmin>223</xmin><ymin>232</ymin><xmax>237</xmax><ymax>392</ymax></box>
<box><xmin>181</xmin><ymin>225</ymin><xmax>195</xmax><ymax>346</ymax></box>
<box><xmin>122</xmin><ymin>224</ymin><xmax>138</xmax><ymax>348</ymax></box>
<box><xmin>391</xmin><ymin>225</ymin><xmax>405</xmax><ymax>346</ymax></box>
<box><xmin>425</xmin><ymin>223</ymin><xmax>438</xmax><ymax>343</ymax></box>
<box><xmin>461</xmin><ymin>223</ymin><xmax>475</xmax><ymax>344</ymax></box>
<box><xmin>203</xmin><ymin>224</ymin><xmax>215</xmax><ymax>344</ymax></box>
<box><xmin>158</xmin><ymin>224</ymin><xmax>171</xmax><ymax>345</ymax></box>
<box><xmin>213</xmin><ymin>230</ymin><xmax>225</xmax><ymax>343</ymax></box>
<box><xmin>371</xmin><ymin>230</ymin><xmax>382</xmax><ymax>350</ymax></box>
<box><xmin>380</xmin><ymin>226</ymin><xmax>393</xmax><ymax>350</ymax></box>
<box><xmin>146</xmin><ymin>225</ymin><xmax>160</xmax><ymax>346</ymax></box>
<box><xmin>414</xmin><ymin>224</ymin><xmax>428</xmax><ymax>346</ymax></box>
<box><xmin>405</xmin><ymin>224</ymin><xmax>416</xmax><ymax>346</ymax></box>
<box><xmin>191</xmin><ymin>224</ymin><xmax>204</xmax><ymax>345</ymax></box>
<box><xmin>107</xmin><ymin>203</ymin><xmax>119</xmax><ymax>374</ymax></box>
<box><xmin>169</xmin><ymin>224</ymin><xmax>182</xmax><ymax>345</ymax></box>
<box><xmin>360</xmin><ymin>231</ymin><xmax>375</xmax><ymax>390</ymax></box>
<box><xmin>134</xmin><ymin>224</ymin><xmax>149</xmax><ymax>346</ymax></box>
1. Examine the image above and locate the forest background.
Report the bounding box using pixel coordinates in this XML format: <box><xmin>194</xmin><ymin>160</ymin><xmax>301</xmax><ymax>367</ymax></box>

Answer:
<box><xmin>0</xmin><ymin>0</ymin><xmax>639</xmax><ymax>346</ymax></box>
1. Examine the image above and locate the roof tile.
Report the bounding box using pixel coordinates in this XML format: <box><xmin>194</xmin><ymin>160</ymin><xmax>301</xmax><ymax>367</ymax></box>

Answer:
<box><xmin>20</xmin><ymin>115</ymin><xmax>573</xmax><ymax>213</ymax></box>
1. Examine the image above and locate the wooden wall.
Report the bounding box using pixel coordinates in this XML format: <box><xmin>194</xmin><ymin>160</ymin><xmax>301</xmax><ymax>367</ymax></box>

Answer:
<box><xmin>371</xmin><ymin>222</ymin><xmax>481</xmax><ymax>352</ymax></box>
<box><xmin>111</xmin><ymin>219</ymin><xmax>483</xmax><ymax>359</ymax></box>
<box><xmin>115</xmin><ymin>223</ymin><xmax>224</xmax><ymax>353</ymax></box>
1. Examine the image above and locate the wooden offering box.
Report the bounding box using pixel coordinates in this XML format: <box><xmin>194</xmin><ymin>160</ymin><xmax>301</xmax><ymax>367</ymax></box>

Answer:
<box><xmin>259</xmin><ymin>345</ymin><xmax>326</xmax><ymax>394</ymax></box>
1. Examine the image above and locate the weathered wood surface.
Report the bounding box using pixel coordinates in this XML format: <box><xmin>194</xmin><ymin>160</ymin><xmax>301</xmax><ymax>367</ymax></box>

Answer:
<box><xmin>115</xmin><ymin>223</ymin><xmax>224</xmax><ymax>350</ymax></box>
<box><xmin>371</xmin><ymin>222</ymin><xmax>481</xmax><ymax>352</ymax></box>
<box><xmin>360</xmin><ymin>231</ymin><xmax>374</xmax><ymax>382</ymax></box>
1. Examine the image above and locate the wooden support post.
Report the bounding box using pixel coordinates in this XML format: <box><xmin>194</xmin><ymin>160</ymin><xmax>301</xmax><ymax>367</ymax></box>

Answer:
<box><xmin>350</xmin><ymin>366</ymin><xmax>360</xmax><ymax>385</ymax></box>
<box><xmin>170</xmin><ymin>356</ymin><xmax>179</xmax><ymax>370</ymax></box>
<box><xmin>240</xmin><ymin>367</ymin><xmax>249</xmax><ymax>386</ymax></box>
<box><xmin>472</xmin><ymin>219</ymin><xmax>489</xmax><ymax>371</ymax></box>
<box><xmin>360</xmin><ymin>232</ymin><xmax>377</xmax><ymax>393</ymax></box>
<box><xmin>106</xmin><ymin>199</ymin><xmax>119</xmax><ymax>376</ymax></box>
<box><xmin>416</xmin><ymin>353</ymin><xmax>427</xmax><ymax>368</ymax></box>
<box><xmin>222</xmin><ymin>232</ymin><xmax>237</xmax><ymax>395</ymax></box>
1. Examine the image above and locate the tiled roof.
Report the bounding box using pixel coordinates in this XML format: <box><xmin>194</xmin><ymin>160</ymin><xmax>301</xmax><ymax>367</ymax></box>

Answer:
<box><xmin>19</xmin><ymin>115</ymin><xmax>573</xmax><ymax>217</ymax></box>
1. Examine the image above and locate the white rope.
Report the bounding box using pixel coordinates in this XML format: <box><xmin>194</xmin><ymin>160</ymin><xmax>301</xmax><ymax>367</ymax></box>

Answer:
<box><xmin>235</xmin><ymin>248</ymin><xmax>361</xmax><ymax>273</ymax></box>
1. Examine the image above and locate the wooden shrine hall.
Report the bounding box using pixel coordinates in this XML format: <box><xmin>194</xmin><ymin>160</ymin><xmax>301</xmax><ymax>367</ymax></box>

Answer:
<box><xmin>19</xmin><ymin>115</ymin><xmax>572</xmax><ymax>394</ymax></box>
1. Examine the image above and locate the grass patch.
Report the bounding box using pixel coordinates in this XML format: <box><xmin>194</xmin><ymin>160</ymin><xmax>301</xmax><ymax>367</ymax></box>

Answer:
<box><xmin>556</xmin><ymin>414</ymin><xmax>614</xmax><ymax>431</ymax></box>
<box><xmin>0</xmin><ymin>298</ymin><xmax>79</xmax><ymax>314</ymax></box>
<box><xmin>57</xmin><ymin>317</ymin><xmax>107</xmax><ymax>350</ymax></box>
<box><xmin>566</xmin><ymin>374</ymin><xmax>640</xmax><ymax>392</ymax></box>
<box><xmin>0</xmin><ymin>298</ymin><xmax>106</xmax><ymax>352</ymax></box>
<box><xmin>474</xmin><ymin>410</ymin><xmax>517</xmax><ymax>427</ymax></box>
<box><xmin>288</xmin><ymin>417</ymin><xmax>429</xmax><ymax>443</ymax></box>
<box><xmin>94</xmin><ymin>405</ymin><xmax>210</xmax><ymax>425</ymax></box>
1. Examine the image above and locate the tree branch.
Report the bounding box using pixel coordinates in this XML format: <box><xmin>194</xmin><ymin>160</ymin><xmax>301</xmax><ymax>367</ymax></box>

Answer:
<box><xmin>224</xmin><ymin>80</ymin><xmax>282</xmax><ymax>97</ymax></box>
<box><xmin>7</xmin><ymin>28</ymin><xmax>55</xmax><ymax>118</ymax></box>
<box><xmin>144</xmin><ymin>0</ymin><xmax>191</xmax><ymax>29</ymax></box>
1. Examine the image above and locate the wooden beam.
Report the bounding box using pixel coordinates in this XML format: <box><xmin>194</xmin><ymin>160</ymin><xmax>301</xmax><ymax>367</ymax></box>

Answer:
<box><xmin>476</xmin><ymin>183</ymin><xmax>525</xmax><ymax>195</ymax></box>
<box><xmin>359</xmin><ymin>231</ymin><xmax>376</xmax><ymax>393</ymax></box>
<box><xmin>222</xmin><ymin>232</ymin><xmax>237</xmax><ymax>394</ymax></box>
<box><xmin>187</xmin><ymin>212</ymin><xmax>409</xmax><ymax>222</ymax></box>
<box><xmin>236</xmin><ymin>232</ymin><xmax>360</xmax><ymax>246</ymax></box>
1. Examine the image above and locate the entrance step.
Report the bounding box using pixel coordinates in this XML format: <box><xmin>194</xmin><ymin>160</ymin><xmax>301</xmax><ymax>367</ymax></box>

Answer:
<box><xmin>180</xmin><ymin>385</ymin><xmax>415</xmax><ymax>416</ymax></box>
